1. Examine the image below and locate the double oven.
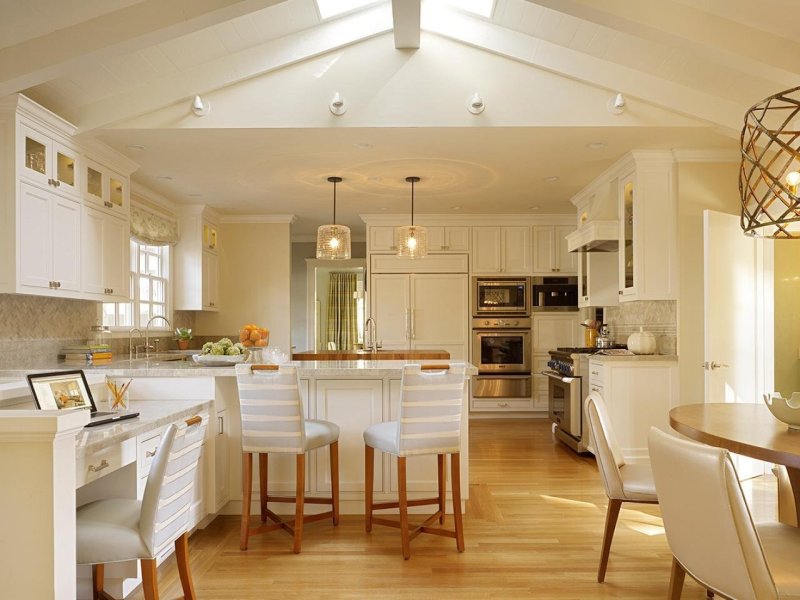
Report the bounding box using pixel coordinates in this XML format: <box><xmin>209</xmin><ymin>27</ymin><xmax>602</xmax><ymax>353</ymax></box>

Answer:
<box><xmin>472</xmin><ymin>277</ymin><xmax>532</xmax><ymax>399</ymax></box>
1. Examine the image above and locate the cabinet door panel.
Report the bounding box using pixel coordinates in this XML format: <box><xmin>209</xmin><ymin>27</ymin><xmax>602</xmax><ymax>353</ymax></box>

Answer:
<box><xmin>427</xmin><ymin>226</ymin><xmax>445</xmax><ymax>251</ymax></box>
<box><xmin>52</xmin><ymin>140</ymin><xmax>80</xmax><ymax>200</ymax></box>
<box><xmin>532</xmin><ymin>314</ymin><xmax>580</xmax><ymax>353</ymax></box>
<box><xmin>202</xmin><ymin>251</ymin><xmax>219</xmax><ymax>310</ymax></box>
<box><xmin>104</xmin><ymin>215</ymin><xmax>129</xmax><ymax>299</ymax></box>
<box><xmin>532</xmin><ymin>226</ymin><xmax>555</xmax><ymax>274</ymax></box>
<box><xmin>370</xmin><ymin>274</ymin><xmax>410</xmax><ymax>347</ymax></box>
<box><xmin>472</xmin><ymin>227</ymin><xmax>502</xmax><ymax>273</ymax></box>
<box><xmin>214</xmin><ymin>409</ymin><xmax>229</xmax><ymax>511</ymax></box>
<box><xmin>410</xmin><ymin>274</ymin><xmax>468</xmax><ymax>359</ymax></box>
<box><xmin>315</xmin><ymin>380</ymin><xmax>383</xmax><ymax>493</ymax></box>
<box><xmin>19</xmin><ymin>183</ymin><xmax>52</xmax><ymax>289</ymax></box>
<box><xmin>369</xmin><ymin>226</ymin><xmax>396</xmax><ymax>252</ymax></box>
<box><xmin>52</xmin><ymin>196</ymin><xmax>81</xmax><ymax>291</ymax></box>
<box><xmin>81</xmin><ymin>206</ymin><xmax>105</xmax><ymax>295</ymax></box>
<box><xmin>502</xmin><ymin>226</ymin><xmax>531</xmax><ymax>274</ymax></box>
<box><xmin>19</xmin><ymin>123</ymin><xmax>50</xmax><ymax>188</ymax></box>
<box><xmin>446</xmin><ymin>226</ymin><xmax>470</xmax><ymax>251</ymax></box>
<box><xmin>555</xmin><ymin>225</ymin><xmax>576</xmax><ymax>274</ymax></box>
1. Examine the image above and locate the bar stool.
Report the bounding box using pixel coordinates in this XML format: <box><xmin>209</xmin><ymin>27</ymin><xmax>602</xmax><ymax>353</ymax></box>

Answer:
<box><xmin>236</xmin><ymin>363</ymin><xmax>340</xmax><ymax>553</ymax></box>
<box><xmin>363</xmin><ymin>363</ymin><xmax>467</xmax><ymax>559</ymax></box>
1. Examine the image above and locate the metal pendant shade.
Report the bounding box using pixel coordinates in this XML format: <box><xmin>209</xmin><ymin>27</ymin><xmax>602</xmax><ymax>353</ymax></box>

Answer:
<box><xmin>316</xmin><ymin>176</ymin><xmax>351</xmax><ymax>259</ymax></box>
<box><xmin>396</xmin><ymin>176</ymin><xmax>428</xmax><ymax>258</ymax></box>
<box><xmin>740</xmin><ymin>85</ymin><xmax>800</xmax><ymax>238</ymax></box>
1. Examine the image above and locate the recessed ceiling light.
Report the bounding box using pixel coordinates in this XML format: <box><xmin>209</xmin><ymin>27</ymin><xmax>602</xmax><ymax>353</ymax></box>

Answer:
<box><xmin>126</xmin><ymin>144</ymin><xmax>146</xmax><ymax>152</ymax></box>
<box><xmin>188</xmin><ymin>193</ymin><xmax>202</xmax><ymax>197</ymax></box>
<box><xmin>380</xmin><ymin>207</ymin><xmax>388</xmax><ymax>211</ymax></box>
<box><xmin>157</xmin><ymin>175</ymin><xmax>173</xmax><ymax>181</ymax></box>
<box><xmin>451</xmin><ymin>206</ymin><xmax>462</xmax><ymax>210</ymax></box>
<box><xmin>587</xmin><ymin>142</ymin><xmax>607</xmax><ymax>149</ymax></box>
<box><xmin>528</xmin><ymin>206</ymin><xmax>540</xmax><ymax>210</ymax></box>
<box><xmin>354</xmin><ymin>142</ymin><xmax>373</xmax><ymax>150</ymax></box>
<box><xmin>544</xmin><ymin>176</ymin><xmax>559</xmax><ymax>183</ymax></box>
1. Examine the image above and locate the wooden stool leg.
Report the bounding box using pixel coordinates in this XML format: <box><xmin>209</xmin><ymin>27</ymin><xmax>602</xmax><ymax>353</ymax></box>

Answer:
<box><xmin>293</xmin><ymin>453</ymin><xmax>305</xmax><ymax>554</ymax></box>
<box><xmin>668</xmin><ymin>556</ymin><xmax>686</xmax><ymax>600</ymax></box>
<box><xmin>330</xmin><ymin>441</ymin><xmax>340</xmax><ymax>526</ymax></box>
<box><xmin>259</xmin><ymin>452</ymin><xmax>269</xmax><ymax>523</ymax></box>
<box><xmin>140</xmin><ymin>558</ymin><xmax>159</xmax><ymax>600</ymax></box>
<box><xmin>398</xmin><ymin>456</ymin><xmax>411</xmax><ymax>560</ymax></box>
<box><xmin>437</xmin><ymin>453</ymin><xmax>446</xmax><ymax>525</ymax></box>
<box><xmin>365</xmin><ymin>445</ymin><xmax>374</xmax><ymax>533</ymax></box>
<box><xmin>92</xmin><ymin>564</ymin><xmax>104</xmax><ymax>600</ymax></box>
<box><xmin>598</xmin><ymin>498</ymin><xmax>622</xmax><ymax>583</ymax></box>
<box><xmin>451</xmin><ymin>452</ymin><xmax>464</xmax><ymax>552</ymax></box>
<box><xmin>175</xmin><ymin>532</ymin><xmax>196</xmax><ymax>600</ymax></box>
<box><xmin>240</xmin><ymin>452</ymin><xmax>252</xmax><ymax>551</ymax></box>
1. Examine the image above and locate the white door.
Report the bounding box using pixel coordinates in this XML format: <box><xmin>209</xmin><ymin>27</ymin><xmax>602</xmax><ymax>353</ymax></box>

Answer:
<box><xmin>19</xmin><ymin>183</ymin><xmax>53</xmax><ymax>289</ymax></box>
<box><xmin>370</xmin><ymin>274</ymin><xmax>410</xmax><ymax>348</ymax></box>
<box><xmin>410</xmin><ymin>274</ymin><xmax>469</xmax><ymax>360</ymax></box>
<box><xmin>103</xmin><ymin>214</ymin><xmax>129</xmax><ymax>299</ymax></box>
<box><xmin>51</xmin><ymin>195</ymin><xmax>81</xmax><ymax>292</ymax></box>
<box><xmin>81</xmin><ymin>205</ymin><xmax>106</xmax><ymax>295</ymax></box>
<box><xmin>704</xmin><ymin>210</ymin><xmax>771</xmax><ymax>478</ymax></box>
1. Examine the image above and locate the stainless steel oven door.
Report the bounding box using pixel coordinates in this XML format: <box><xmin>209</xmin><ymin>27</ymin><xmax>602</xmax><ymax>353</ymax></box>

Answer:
<box><xmin>473</xmin><ymin>330</ymin><xmax>531</xmax><ymax>373</ymax></box>
<box><xmin>473</xmin><ymin>374</ymin><xmax>532</xmax><ymax>398</ymax></box>
<box><xmin>543</xmin><ymin>370</ymin><xmax>582</xmax><ymax>438</ymax></box>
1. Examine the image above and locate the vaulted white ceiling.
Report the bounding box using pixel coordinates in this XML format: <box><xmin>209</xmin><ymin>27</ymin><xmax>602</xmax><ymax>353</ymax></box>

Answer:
<box><xmin>3</xmin><ymin>0</ymin><xmax>794</xmax><ymax>235</ymax></box>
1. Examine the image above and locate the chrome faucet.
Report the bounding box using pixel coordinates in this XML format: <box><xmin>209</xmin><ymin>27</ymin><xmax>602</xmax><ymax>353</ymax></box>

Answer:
<box><xmin>365</xmin><ymin>317</ymin><xmax>377</xmax><ymax>353</ymax></box>
<box><xmin>145</xmin><ymin>315</ymin><xmax>173</xmax><ymax>359</ymax></box>
<box><xmin>128</xmin><ymin>328</ymin><xmax>143</xmax><ymax>360</ymax></box>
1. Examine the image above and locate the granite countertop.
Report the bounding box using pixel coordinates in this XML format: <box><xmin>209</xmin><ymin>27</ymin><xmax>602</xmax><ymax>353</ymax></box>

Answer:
<box><xmin>292</xmin><ymin>349</ymin><xmax>450</xmax><ymax>361</ymax></box>
<box><xmin>588</xmin><ymin>354</ymin><xmax>678</xmax><ymax>363</ymax></box>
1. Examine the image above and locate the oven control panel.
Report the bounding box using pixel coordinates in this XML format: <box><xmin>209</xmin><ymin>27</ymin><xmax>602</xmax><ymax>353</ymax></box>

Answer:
<box><xmin>547</xmin><ymin>359</ymin><xmax>574</xmax><ymax>376</ymax></box>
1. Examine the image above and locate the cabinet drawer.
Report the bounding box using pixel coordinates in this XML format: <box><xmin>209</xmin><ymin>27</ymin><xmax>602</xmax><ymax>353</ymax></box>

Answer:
<box><xmin>137</xmin><ymin>431</ymin><xmax>163</xmax><ymax>476</ymax></box>
<box><xmin>471</xmin><ymin>398</ymin><xmax>534</xmax><ymax>412</ymax></box>
<box><xmin>588</xmin><ymin>383</ymin><xmax>604</xmax><ymax>396</ymax></box>
<box><xmin>77</xmin><ymin>438</ymin><xmax>136</xmax><ymax>487</ymax></box>
<box><xmin>588</xmin><ymin>362</ymin><xmax>604</xmax><ymax>385</ymax></box>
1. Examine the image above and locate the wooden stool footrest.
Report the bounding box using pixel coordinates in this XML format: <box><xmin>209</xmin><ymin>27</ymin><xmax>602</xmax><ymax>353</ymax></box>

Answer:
<box><xmin>371</xmin><ymin>497</ymin><xmax>440</xmax><ymax>511</ymax></box>
<box><xmin>266</xmin><ymin>495</ymin><xmax>334</xmax><ymax>505</ymax></box>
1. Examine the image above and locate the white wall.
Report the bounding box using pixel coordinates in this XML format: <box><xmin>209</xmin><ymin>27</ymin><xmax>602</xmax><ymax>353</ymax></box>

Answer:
<box><xmin>774</xmin><ymin>240</ymin><xmax>800</xmax><ymax>396</ymax></box>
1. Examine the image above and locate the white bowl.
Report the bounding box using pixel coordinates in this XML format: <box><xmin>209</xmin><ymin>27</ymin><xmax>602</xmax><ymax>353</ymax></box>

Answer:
<box><xmin>192</xmin><ymin>354</ymin><xmax>246</xmax><ymax>366</ymax></box>
<box><xmin>764</xmin><ymin>393</ymin><xmax>800</xmax><ymax>429</ymax></box>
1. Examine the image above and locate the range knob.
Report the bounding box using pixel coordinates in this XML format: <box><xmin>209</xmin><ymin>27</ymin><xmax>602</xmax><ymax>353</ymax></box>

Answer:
<box><xmin>483</xmin><ymin>320</ymin><xmax>490</xmax><ymax>326</ymax></box>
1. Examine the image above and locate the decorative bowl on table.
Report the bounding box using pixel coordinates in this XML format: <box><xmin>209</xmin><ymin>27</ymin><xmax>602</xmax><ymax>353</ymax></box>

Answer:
<box><xmin>192</xmin><ymin>354</ymin><xmax>246</xmax><ymax>366</ymax></box>
<box><xmin>764</xmin><ymin>392</ymin><xmax>800</xmax><ymax>430</ymax></box>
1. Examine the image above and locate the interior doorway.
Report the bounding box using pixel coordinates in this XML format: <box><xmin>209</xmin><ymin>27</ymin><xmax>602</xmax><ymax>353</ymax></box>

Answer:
<box><xmin>305</xmin><ymin>259</ymin><xmax>367</xmax><ymax>352</ymax></box>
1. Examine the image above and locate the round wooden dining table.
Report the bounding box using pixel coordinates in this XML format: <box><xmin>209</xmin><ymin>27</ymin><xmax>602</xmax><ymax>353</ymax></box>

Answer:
<box><xmin>670</xmin><ymin>402</ymin><xmax>800</xmax><ymax>525</ymax></box>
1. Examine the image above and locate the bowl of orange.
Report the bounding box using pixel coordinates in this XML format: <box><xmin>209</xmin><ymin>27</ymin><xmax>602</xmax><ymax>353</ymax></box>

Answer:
<box><xmin>239</xmin><ymin>324</ymin><xmax>269</xmax><ymax>348</ymax></box>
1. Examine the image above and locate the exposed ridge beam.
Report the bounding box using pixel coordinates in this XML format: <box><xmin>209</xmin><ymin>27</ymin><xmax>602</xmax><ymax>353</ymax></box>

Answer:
<box><xmin>392</xmin><ymin>0</ymin><xmax>421</xmax><ymax>48</ymax></box>
<box><xmin>0</xmin><ymin>0</ymin><xmax>288</xmax><ymax>97</ymax></box>
<box><xmin>71</xmin><ymin>4</ymin><xmax>394</xmax><ymax>132</ymax></box>
<box><xmin>422</xmin><ymin>5</ymin><xmax>742</xmax><ymax>133</ymax></box>
<box><xmin>523</xmin><ymin>0</ymin><xmax>800</xmax><ymax>87</ymax></box>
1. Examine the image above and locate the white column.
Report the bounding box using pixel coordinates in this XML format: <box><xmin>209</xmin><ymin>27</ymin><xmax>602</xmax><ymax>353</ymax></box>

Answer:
<box><xmin>0</xmin><ymin>410</ymin><xmax>88</xmax><ymax>600</ymax></box>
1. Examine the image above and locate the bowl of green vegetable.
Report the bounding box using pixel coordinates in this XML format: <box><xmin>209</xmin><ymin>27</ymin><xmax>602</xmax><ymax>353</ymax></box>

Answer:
<box><xmin>192</xmin><ymin>338</ymin><xmax>248</xmax><ymax>365</ymax></box>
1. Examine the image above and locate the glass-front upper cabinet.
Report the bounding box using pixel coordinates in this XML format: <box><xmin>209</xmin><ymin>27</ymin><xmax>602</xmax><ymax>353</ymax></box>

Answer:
<box><xmin>84</xmin><ymin>158</ymin><xmax>129</xmax><ymax>215</ymax></box>
<box><xmin>619</xmin><ymin>172</ymin><xmax>635</xmax><ymax>297</ymax></box>
<box><xmin>203</xmin><ymin>220</ymin><xmax>219</xmax><ymax>253</ymax></box>
<box><xmin>18</xmin><ymin>122</ymin><xmax>80</xmax><ymax>199</ymax></box>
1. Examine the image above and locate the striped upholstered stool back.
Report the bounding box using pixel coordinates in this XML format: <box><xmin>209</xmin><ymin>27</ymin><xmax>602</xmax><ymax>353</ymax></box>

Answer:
<box><xmin>139</xmin><ymin>416</ymin><xmax>207</xmax><ymax>557</ymax></box>
<box><xmin>397</xmin><ymin>363</ymin><xmax>466</xmax><ymax>457</ymax></box>
<box><xmin>235</xmin><ymin>364</ymin><xmax>306</xmax><ymax>454</ymax></box>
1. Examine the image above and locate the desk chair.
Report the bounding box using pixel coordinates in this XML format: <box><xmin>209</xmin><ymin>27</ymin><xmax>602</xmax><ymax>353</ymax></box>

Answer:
<box><xmin>649</xmin><ymin>427</ymin><xmax>800</xmax><ymax>600</ymax></box>
<box><xmin>76</xmin><ymin>416</ymin><xmax>207</xmax><ymax>600</ymax></box>
<box><xmin>363</xmin><ymin>363</ymin><xmax>466</xmax><ymax>560</ymax></box>
<box><xmin>236</xmin><ymin>364</ymin><xmax>340</xmax><ymax>553</ymax></box>
<box><xmin>585</xmin><ymin>392</ymin><xmax>658</xmax><ymax>582</ymax></box>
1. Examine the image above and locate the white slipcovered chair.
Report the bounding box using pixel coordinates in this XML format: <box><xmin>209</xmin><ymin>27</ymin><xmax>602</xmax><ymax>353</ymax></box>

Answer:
<box><xmin>76</xmin><ymin>416</ymin><xmax>207</xmax><ymax>600</ymax></box>
<box><xmin>585</xmin><ymin>391</ymin><xmax>658</xmax><ymax>582</ymax></box>
<box><xmin>235</xmin><ymin>363</ymin><xmax>340</xmax><ymax>553</ymax></box>
<box><xmin>649</xmin><ymin>427</ymin><xmax>800</xmax><ymax>599</ymax></box>
<box><xmin>363</xmin><ymin>363</ymin><xmax>467</xmax><ymax>560</ymax></box>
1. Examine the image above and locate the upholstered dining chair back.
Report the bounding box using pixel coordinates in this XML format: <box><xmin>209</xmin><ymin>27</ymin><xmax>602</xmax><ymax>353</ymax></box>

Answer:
<box><xmin>236</xmin><ymin>364</ymin><xmax>306</xmax><ymax>454</ymax></box>
<box><xmin>397</xmin><ymin>363</ymin><xmax>466</xmax><ymax>457</ymax></box>
<box><xmin>585</xmin><ymin>392</ymin><xmax>627</xmax><ymax>499</ymax></box>
<box><xmin>139</xmin><ymin>417</ymin><xmax>207</xmax><ymax>558</ymax></box>
<box><xmin>648</xmin><ymin>427</ymin><xmax>777</xmax><ymax>600</ymax></box>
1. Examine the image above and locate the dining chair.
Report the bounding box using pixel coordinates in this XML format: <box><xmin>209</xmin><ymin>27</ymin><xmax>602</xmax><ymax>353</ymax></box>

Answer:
<box><xmin>649</xmin><ymin>426</ymin><xmax>800</xmax><ymax>599</ymax></box>
<box><xmin>584</xmin><ymin>391</ymin><xmax>658</xmax><ymax>582</ymax></box>
<box><xmin>363</xmin><ymin>363</ymin><xmax>467</xmax><ymax>560</ymax></box>
<box><xmin>773</xmin><ymin>465</ymin><xmax>798</xmax><ymax>526</ymax></box>
<box><xmin>76</xmin><ymin>415</ymin><xmax>207</xmax><ymax>600</ymax></box>
<box><xmin>236</xmin><ymin>363</ymin><xmax>340</xmax><ymax>553</ymax></box>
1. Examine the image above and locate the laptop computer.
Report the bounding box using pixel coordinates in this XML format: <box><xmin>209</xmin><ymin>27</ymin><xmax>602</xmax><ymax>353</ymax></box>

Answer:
<box><xmin>27</xmin><ymin>370</ymin><xmax>139</xmax><ymax>427</ymax></box>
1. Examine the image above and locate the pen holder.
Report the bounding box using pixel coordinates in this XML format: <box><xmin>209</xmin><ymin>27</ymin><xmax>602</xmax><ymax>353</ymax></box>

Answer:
<box><xmin>107</xmin><ymin>378</ymin><xmax>132</xmax><ymax>411</ymax></box>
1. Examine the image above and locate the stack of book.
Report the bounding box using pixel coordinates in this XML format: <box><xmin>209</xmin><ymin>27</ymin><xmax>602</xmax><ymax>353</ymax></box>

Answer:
<box><xmin>59</xmin><ymin>344</ymin><xmax>113</xmax><ymax>365</ymax></box>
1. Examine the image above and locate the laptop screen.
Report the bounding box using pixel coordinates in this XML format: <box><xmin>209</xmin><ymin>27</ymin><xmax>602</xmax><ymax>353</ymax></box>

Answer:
<box><xmin>27</xmin><ymin>370</ymin><xmax>97</xmax><ymax>413</ymax></box>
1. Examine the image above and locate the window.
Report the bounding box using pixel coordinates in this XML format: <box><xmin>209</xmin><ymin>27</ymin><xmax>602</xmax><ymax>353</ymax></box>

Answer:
<box><xmin>103</xmin><ymin>240</ymin><xmax>170</xmax><ymax>330</ymax></box>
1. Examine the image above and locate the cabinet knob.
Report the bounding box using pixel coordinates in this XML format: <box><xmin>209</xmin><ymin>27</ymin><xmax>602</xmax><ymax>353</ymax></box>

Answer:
<box><xmin>104</xmin><ymin>201</ymin><xmax>113</xmax><ymax>208</ymax></box>
<box><xmin>55</xmin><ymin>180</ymin><xmax>60</xmax><ymax>187</ymax></box>
<box><xmin>498</xmin><ymin>402</ymin><xmax>510</xmax><ymax>408</ymax></box>
<box><xmin>56</xmin><ymin>281</ymin><xmax>61</xmax><ymax>288</ymax></box>
<box><xmin>619</xmin><ymin>290</ymin><xmax>623</xmax><ymax>295</ymax></box>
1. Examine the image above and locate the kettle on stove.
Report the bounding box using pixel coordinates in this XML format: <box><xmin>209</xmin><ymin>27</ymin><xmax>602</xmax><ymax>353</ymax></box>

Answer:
<box><xmin>595</xmin><ymin>324</ymin><xmax>613</xmax><ymax>349</ymax></box>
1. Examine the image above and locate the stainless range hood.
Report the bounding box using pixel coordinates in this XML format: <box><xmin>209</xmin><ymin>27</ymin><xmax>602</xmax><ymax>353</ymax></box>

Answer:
<box><xmin>566</xmin><ymin>220</ymin><xmax>619</xmax><ymax>253</ymax></box>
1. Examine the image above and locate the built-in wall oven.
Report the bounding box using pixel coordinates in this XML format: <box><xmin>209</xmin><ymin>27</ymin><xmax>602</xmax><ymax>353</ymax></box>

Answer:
<box><xmin>472</xmin><ymin>317</ymin><xmax>532</xmax><ymax>399</ymax></box>
<box><xmin>472</xmin><ymin>277</ymin><xmax>530</xmax><ymax>317</ymax></box>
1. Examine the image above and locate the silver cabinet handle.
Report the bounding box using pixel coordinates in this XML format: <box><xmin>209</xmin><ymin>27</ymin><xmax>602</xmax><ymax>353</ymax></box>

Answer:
<box><xmin>591</xmin><ymin>370</ymin><xmax>600</xmax><ymax>376</ymax></box>
<box><xmin>88</xmin><ymin>459</ymin><xmax>110</xmax><ymax>473</ymax></box>
<box><xmin>104</xmin><ymin>201</ymin><xmax>113</xmax><ymax>208</ymax></box>
<box><xmin>145</xmin><ymin>448</ymin><xmax>157</xmax><ymax>458</ymax></box>
<box><xmin>405</xmin><ymin>308</ymin><xmax>410</xmax><ymax>341</ymax></box>
<box><xmin>218</xmin><ymin>415</ymin><xmax>224</xmax><ymax>434</ymax></box>
<box><xmin>410</xmin><ymin>308</ymin><xmax>416</xmax><ymax>340</ymax></box>
<box><xmin>497</xmin><ymin>402</ymin><xmax>510</xmax><ymax>408</ymax></box>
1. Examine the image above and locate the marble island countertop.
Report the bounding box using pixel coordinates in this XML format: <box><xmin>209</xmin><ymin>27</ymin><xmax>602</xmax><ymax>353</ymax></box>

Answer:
<box><xmin>588</xmin><ymin>353</ymin><xmax>678</xmax><ymax>362</ymax></box>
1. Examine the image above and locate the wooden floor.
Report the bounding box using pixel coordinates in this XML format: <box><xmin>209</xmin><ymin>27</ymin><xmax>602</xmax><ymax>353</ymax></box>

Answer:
<box><xmin>133</xmin><ymin>419</ymin><xmax>777</xmax><ymax>599</ymax></box>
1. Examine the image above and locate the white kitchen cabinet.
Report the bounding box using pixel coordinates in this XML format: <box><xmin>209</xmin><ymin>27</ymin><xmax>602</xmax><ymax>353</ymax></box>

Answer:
<box><xmin>618</xmin><ymin>154</ymin><xmax>677</xmax><ymax>302</ymax></box>
<box><xmin>81</xmin><ymin>204</ymin><xmax>130</xmax><ymax>300</ymax></box>
<box><xmin>18</xmin><ymin>121</ymin><xmax>81</xmax><ymax>200</ymax></box>
<box><xmin>532</xmin><ymin>225</ymin><xmax>576</xmax><ymax>275</ymax></box>
<box><xmin>174</xmin><ymin>206</ymin><xmax>220</xmax><ymax>311</ymax></box>
<box><xmin>532</xmin><ymin>313</ymin><xmax>581</xmax><ymax>353</ymax></box>
<box><xmin>588</xmin><ymin>358</ymin><xmax>678</xmax><ymax>460</ymax></box>
<box><xmin>213</xmin><ymin>408</ymin><xmax>230</xmax><ymax>512</ymax></box>
<box><xmin>369</xmin><ymin>226</ymin><xmax>397</xmax><ymax>253</ymax></box>
<box><xmin>427</xmin><ymin>226</ymin><xmax>470</xmax><ymax>252</ymax></box>
<box><xmin>577</xmin><ymin>250</ymin><xmax>618</xmax><ymax>308</ymax></box>
<box><xmin>532</xmin><ymin>354</ymin><xmax>550</xmax><ymax>410</ymax></box>
<box><xmin>370</xmin><ymin>273</ymin><xmax>469</xmax><ymax>360</ymax></box>
<box><xmin>18</xmin><ymin>182</ymin><xmax>81</xmax><ymax>294</ymax></box>
<box><xmin>83</xmin><ymin>157</ymin><xmax>130</xmax><ymax>217</ymax></box>
<box><xmin>472</xmin><ymin>226</ymin><xmax>531</xmax><ymax>274</ymax></box>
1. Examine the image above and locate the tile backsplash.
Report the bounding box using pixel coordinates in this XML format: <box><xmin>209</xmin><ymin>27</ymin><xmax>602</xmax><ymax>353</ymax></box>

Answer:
<box><xmin>603</xmin><ymin>300</ymin><xmax>677</xmax><ymax>355</ymax></box>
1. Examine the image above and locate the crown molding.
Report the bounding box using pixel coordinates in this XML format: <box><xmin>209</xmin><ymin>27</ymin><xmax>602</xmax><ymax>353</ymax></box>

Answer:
<box><xmin>220</xmin><ymin>214</ymin><xmax>296</xmax><ymax>224</ymax></box>
<box><xmin>671</xmin><ymin>149</ymin><xmax>741</xmax><ymax>163</ymax></box>
<box><xmin>131</xmin><ymin>182</ymin><xmax>179</xmax><ymax>216</ymax></box>
<box><xmin>359</xmin><ymin>213</ymin><xmax>573</xmax><ymax>226</ymax></box>
<box><xmin>8</xmin><ymin>93</ymin><xmax>76</xmax><ymax>137</ymax></box>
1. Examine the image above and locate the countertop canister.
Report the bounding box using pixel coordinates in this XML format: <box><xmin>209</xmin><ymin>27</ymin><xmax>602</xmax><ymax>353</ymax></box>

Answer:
<box><xmin>627</xmin><ymin>327</ymin><xmax>657</xmax><ymax>355</ymax></box>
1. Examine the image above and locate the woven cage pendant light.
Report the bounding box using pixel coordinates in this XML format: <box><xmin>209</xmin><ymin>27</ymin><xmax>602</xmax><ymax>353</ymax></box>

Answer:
<box><xmin>741</xmin><ymin>85</ymin><xmax>800</xmax><ymax>238</ymax></box>
<box><xmin>316</xmin><ymin>176</ymin><xmax>351</xmax><ymax>259</ymax></box>
<box><xmin>396</xmin><ymin>176</ymin><xmax>428</xmax><ymax>258</ymax></box>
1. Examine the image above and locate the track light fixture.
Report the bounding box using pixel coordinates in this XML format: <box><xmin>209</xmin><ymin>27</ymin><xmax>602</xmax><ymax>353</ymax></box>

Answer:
<box><xmin>467</xmin><ymin>92</ymin><xmax>485</xmax><ymax>115</ymax></box>
<box><xmin>607</xmin><ymin>93</ymin><xmax>625</xmax><ymax>115</ymax></box>
<box><xmin>329</xmin><ymin>92</ymin><xmax>347</xmax><ymax>115</ymax></box>
<box><xmin>191</xmin><ymin>95</ymin><xmax>211</xmax><ymax>117</ymax></box>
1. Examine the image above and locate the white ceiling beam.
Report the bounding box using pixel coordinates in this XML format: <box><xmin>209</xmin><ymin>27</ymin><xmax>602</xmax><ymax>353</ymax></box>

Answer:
<box><xmin>0</xmin><ymin>0</ymin><xmax>289</xmax><ymax>97</ymax></box>
<box><xmin>392</xmin><ymin>0</ymin><xmax>421</xmax><ymax>49</ymax></box>
<box><xmin>522</xmin><ymin>0</ymin><xmax>800</xmax><ymax>87</ymax></box>
<box><xmin>422</xmin><ymin>5</ymin><xmax>742</xmax><ymax>133</ymax></box>
<box><xmin>70</xmin><ymin>4</ymin><xmax>394</xmax><ymax>132</ymax></box>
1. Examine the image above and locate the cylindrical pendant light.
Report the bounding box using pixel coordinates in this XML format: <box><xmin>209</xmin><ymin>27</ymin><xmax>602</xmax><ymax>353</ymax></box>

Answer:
<box><xmin>316</xmin><ymin>176</ymin><xmax>351</xmax><ymax>259</ymax></box>
<box><xmin>396</xmin><ymin>176</ymin><xmax>428</xmax><ymax>258</ymax></box>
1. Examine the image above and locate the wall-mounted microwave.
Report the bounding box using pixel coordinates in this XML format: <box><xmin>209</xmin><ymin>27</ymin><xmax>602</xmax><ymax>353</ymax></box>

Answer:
<box><xmin>472</xmin><ymin>277</ymin><xmax>531</xmax><ymax>317</ymax></box>
<box><xmin>531</xmin><ymin>276</ymin><xmax>578</xmax><ymax>312</ymax></box>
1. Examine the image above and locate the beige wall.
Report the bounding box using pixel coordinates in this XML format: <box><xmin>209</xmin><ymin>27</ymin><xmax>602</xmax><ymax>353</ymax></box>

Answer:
<box><xmin>195</xmin><ymin>222</ymin><xmax>291</xmax><ymax>352</ymax></box>
<box><xmin>774</xmin><ymin>240</ymin><xmax>800</xmax><ymax>396</ymax></box>
<box><xmin>677</xmin><ymin>162</ymin><xmax>740</xmax><ymax>404</ymax></box>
